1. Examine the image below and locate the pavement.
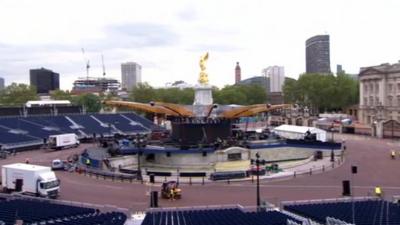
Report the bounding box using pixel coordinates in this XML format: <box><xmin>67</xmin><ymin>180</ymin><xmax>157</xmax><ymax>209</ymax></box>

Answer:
<box><xmin>0</xmin><ymin>134</ymin><xmax>399</xmax><ymax>212</ymax></box>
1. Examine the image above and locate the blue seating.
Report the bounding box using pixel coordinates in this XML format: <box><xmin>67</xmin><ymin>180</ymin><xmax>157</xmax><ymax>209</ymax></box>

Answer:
<box><xmin>0</xmin><ymin>198</ymin><xmax>126</xmax><ymax>225</ymax></box>
<box><xmin>284</xmin><ymin>199</ymin><xmax>400</xmax><ymax>224</ymax></box>
<box><xmin>122</xmin><ymin>112</ymin><xmax>163</xmax><ymax>130</ymax></box>
<box><xmin>67</xmin><ymin>115</ymin><xmax>111</xmax><ymax>136</ymax></box>
<box><xmin>142</xmin><ymin>208</ymin><xmax>299</xmax><ymax>225</ymax></box>
<box><xmin>0</xmin><ymin>113</ymin><xmax>155</xmax><ymax>148</ymax></box>
<box><xmin>0</xmin><ymin>118</ymin><xmax>61</xmax><ymax>139</ymax></box>
<box><xmin>93</xmin><ymin>114</ymin><xmax>147</xmax><ymax>133</ymax></box>
<box><xmin>0</xmin><ymin>127</ymin><xmax>39</xmax><ymax>144</ymax></box>
<box><xmin>24</xmin><ymin>116</ymin><xmax>75</xmax><ymax>134</ymax></box>
<box><xmin>42</xmin><ymin>116</ymin><xmax>78</xmax><ymax>133</ymax></box>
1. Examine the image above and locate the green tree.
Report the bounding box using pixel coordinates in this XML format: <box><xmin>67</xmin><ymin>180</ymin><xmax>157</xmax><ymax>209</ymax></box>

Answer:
<box><xmin>283</xmin><ymin>78</ymin><xmax>299</xmax><ymax>104</ymax></box>
<box><xmin>50</xmin><ymin>90</ymin><xmax>74</xmax><ymax>101</ymax></box>
<box><xmin>0</xmin><ymin>83</ymin><xmax>38</xmax><ymax>106</ymax></box>
<box><xmin>213</xmin><ymin>84</ymin><xmax>266</xmax><ymax>105</ymax></box>
<box><xmin>283</xmin><ymin>73</ymin><xmax>359</xmax><ymax>112</ymax></box>
<box><xmin>76</xmin><ymin>93</ymin><xmax>101</xmax><ymax>112</ymax></box>
<box><xmin>129</xmin><ymin>82</ymin><xmax>157</xmax><ymax>103</ymax></box>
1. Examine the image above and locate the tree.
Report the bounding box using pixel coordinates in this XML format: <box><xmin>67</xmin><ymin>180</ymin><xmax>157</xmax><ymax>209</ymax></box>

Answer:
<box><xmin>283</xmin><ymin>78</ymin><xmax>299</xmax><ymax>104</ymax></box>
<box><xmin>282</xmin><ymin>73</ymin><xmax>359</xmax><ymax>112</ymax></box>
<box><xmin>129</xmin><ymin>82</ymin><xmax>157</xmax><ymax>103</ymax></box>
<box><xmin>0</xmin><ymin>83</ymin><xmax>38</xmax><ymax>106</ymax></box>
<box><xmin>76</xmin><ymin>93</ymin><xmax>101</xmax><ymax>112</ymax></box>
<box><xmin>50</xmin><ymin>90</ymin><xmax>74</xmax><ymax>101</ymax></box>
<box><xmin>213</xmin><ymin>84</ymin><xmax>267</xmax><ymax>105</ymax></box>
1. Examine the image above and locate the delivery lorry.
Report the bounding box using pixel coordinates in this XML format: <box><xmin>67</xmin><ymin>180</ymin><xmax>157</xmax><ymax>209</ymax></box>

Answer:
<box><xmin>48</xmin><ymin>133</ymin><xmax>79</xmax><ymax>150</ymax></box>
<box><xmin>1</xmin><ymin>163</ymin><xmax>60</xmax><ymax>198</ymax></box>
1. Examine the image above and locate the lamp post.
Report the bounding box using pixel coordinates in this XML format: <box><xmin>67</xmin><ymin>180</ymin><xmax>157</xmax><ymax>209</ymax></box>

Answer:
<box><xmin>256</xmin><ymin>152</ymin><xmax>260</xmax><ymax>209</ymax></box>
<box><xmin>331</xmin><ymin>122</ymin><xmax>335</xmax><ymax>162</ymax></box>
<box><xmin>251</xmin><ymin>152</ymin><xmax>265</xmax><ymax>210</ymax></box>
<box><xmin>136</xmin><ymin>135</ymin><xmax>143</xmax><ymax>181</ymax></box>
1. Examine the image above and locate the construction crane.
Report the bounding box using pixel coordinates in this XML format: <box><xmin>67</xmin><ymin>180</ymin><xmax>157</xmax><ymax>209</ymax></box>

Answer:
<box><xmin>101</xmin><ymin>54</ymin><xmax>106</xmax><ymax>77</ymax></box>
<box><xmin>81</xmin><ymin>48</ymin><xmax>90</xmax><ymax>80</ymax></box>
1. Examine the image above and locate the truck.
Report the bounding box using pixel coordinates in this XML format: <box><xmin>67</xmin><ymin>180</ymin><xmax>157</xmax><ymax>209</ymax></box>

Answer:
<box><xmin>1</xmin><ymin>163</ymin><xmax>60</xmax><ymax>198</ymax></box>
<box><xmin>48</xmin><ymin>133</ymin><xmax>79</xmax><ymax>150</ymax></box>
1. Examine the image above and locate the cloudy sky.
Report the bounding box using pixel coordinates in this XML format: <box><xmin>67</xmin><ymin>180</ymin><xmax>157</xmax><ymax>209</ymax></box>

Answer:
<box><xmin>0</xmin><ymin>0</ymin><xmax>399</xmax><ymax>90</ymax></box>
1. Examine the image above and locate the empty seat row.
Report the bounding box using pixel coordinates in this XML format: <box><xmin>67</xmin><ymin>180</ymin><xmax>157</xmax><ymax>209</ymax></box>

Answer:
<box><xmin>142</xmin><ymin>208</ymin><xmax>299</xmax><ymax>225</ymax></box>
<box><xmin>284</xmin><ymin>199</ymin><xmax>400</xmax><ymax>225</ymax></box>
<box><xmin>0</xmin><ymin>198</ymin><xmax>126</xmax><ymax>225</ymax></box>
<box><xmin>0</xmin><ymin>113</ymin><xmax>159</xmax><ymax>146</ymax></box>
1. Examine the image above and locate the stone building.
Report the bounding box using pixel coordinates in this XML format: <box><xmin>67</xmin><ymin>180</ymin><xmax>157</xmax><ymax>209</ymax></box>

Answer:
<box><xmin>359</xmin><ymin>62</ymin><xmax>400</xmax><ymax>138</ymax></box>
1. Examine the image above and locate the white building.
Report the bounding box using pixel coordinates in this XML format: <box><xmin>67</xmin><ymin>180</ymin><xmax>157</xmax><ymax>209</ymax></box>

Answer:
<box><xmin>121</xmin><ymin>62</ymin><xmax>142</xmax><ymax>91</ymax></box>
<box><xmin>359</xmin><ymin>62</ymin><xmax>400</xmax><ymax>124</ymax></box>
<box><xmin>262</xmin><ymin>66</ymin><xmax>285</xmax><ymax>92</ymax></box>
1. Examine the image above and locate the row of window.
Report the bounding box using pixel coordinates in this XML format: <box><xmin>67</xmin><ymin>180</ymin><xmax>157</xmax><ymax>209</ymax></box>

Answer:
<box><xmin>363</xmin><ymin>82</ymin><xmax>400</xmax><ymax>94</ymax></box>
<box><xmin>363</xmin><ymin>96</ymin><xmax>400</xmax><ymax>107</ymax></box>
<box><xmin>363</xmin><ymin>83</ymin><xmax>379</xmax><ymax>94</ymax></box>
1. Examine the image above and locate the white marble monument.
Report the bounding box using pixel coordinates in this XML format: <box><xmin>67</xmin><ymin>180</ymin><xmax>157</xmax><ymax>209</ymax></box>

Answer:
<box><xmin>193</xmin><ymin>52</ymin><xmax>213</xmax><ymax>117</ymax></box>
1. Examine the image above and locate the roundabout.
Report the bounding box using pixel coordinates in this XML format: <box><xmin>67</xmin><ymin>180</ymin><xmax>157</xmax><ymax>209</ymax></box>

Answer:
<box><xmin>1</xmin><ymin>133</ymin><xmax>399</xmax><ymax>212</ymax></box>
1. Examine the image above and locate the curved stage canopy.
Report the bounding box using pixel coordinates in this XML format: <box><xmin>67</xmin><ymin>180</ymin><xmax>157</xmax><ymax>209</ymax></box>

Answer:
<box><xmin>105</xmin><ymin>100</ymin><xmax>291</xmax><ymax>119</ymax></box>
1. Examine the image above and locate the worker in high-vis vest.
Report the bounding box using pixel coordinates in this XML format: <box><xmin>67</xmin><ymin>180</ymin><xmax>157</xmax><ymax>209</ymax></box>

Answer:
<box><xmin>85</xmin><ymin>158</ymin><xmax>91</xmax><ymax>167</ymax></box>
<box><xmin>375</xmin><ymin>186</ymin><xmax>382</xmax><ymax>197</ymax></box>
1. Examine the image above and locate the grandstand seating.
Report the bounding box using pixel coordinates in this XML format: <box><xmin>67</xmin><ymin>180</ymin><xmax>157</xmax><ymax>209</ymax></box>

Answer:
<box><xmin>142</xmin><ymin>208</ymin><xmax>300</xmax><ymax>225</ymax></box>
<box><xmin>93</xmin><ymin>114</ymin><xmax>148</xmax><ymax>133</ymax></box>
<box><xmin>67</xmin><ymin>115</ymin><xmax>111</xmax><ymax>135</ymax></box>
<box><xmin>0</xmin><ymin>127</ymin><xmax>38</xmax><ymax>144</ymax></box>
<box><xmin>0</xmin><ymin>113</ymin><xmax>156</xmax><ymax>148</ymax></box>
<box><xmin>0</xmin><ymin>198</ymin><xmax>126</xmax><ymax>225</ymax></box>
<box><xmin>284</xmin><ymin>199</ymin><xmax>400</xmax><ymax>225</ymax></box>
<box><xmin>27</xmin><ymin>116</ymin><xmax>76</xmax><ymax>133</ymax></box>
<box><xmin>122</xmin><ymin>113</ymin><xmax>161</xmax><ymax>130</ymax></box>
<box><xmin>0</xmin><ymin>118</ymin><xmax>61</xmax><ymax>139</ymax></box>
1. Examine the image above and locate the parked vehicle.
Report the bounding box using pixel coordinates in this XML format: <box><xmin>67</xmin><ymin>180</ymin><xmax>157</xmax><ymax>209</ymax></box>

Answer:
<box><xmin>1</xmin><ymin>163</ymin><xmax>60</xmax><ymax>198</ymax></box>
<box><xmin>48</xmin><ymin>133</ymin><xmax>79</xmax><ymax>150</ymax></box>
<box><xmin>51</xmin><ymin>159</ymin><xmax>65</xmax><ymax>170</ymax></box>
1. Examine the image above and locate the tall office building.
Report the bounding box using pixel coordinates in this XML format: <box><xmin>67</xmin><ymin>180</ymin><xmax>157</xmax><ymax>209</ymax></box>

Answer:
<box><xmin>29</xmin><ymin>68</ymin><xmax>60</xmax><ymax>94</ymax></box>
<box><xmin>306</xmin><ymin>35</ymin><xmax>331</xmax><ymax>74</ymax></box>
<box><xmin>0</xmin><ymin>77</ymin><xmax>4</xmax><ymax>90</ymax></box>
<box><xmin>235</xmin><ymin>62</ymin><xmax>241</xmax><ymax>84</ymax></box>
<box><xmin>121</xmin><ymin>62</ymin><xmax>142</xmax><ymax>91</ymax></box>
<box><xmin>262</xmin><ymin>66</ymin><xmax>285</xmax><ymax>92</ymax></box>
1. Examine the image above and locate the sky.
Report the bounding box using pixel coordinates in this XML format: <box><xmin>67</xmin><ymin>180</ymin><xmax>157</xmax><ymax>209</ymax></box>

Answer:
<box><xmin>0</xmin><ymin>0</ymin><xmax>400</xmax><ymax>90</ymax></box>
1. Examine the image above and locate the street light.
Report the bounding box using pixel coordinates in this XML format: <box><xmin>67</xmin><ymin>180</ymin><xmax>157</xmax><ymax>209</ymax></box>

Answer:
<box><xmin>251</xmin><ymin>152</ymin><xmax>266</xmax><ymax>210</ymax></box>
<box><xmin>135</xmin><ymin>134</ymin><xmax>145</xmax><ymax>181</ymax></box>
<box><xmin>330</xmin><ymin>122</ymin><xmax>335</xmax><ymax>162</ymax></box>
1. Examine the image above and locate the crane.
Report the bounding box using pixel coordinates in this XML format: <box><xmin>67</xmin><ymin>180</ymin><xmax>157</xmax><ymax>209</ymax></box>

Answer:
<box><xmin>81</xmin><ymin>48</ymin><xmax>90</xmax><ymax>80</ymax></box>
<box><xmin>101</xmin><ymin>54</ymin><xmax>106</xmax><ymax>77</ymax></box>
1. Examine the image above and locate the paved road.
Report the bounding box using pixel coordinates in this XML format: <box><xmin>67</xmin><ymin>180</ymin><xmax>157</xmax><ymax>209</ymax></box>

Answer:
<box><xmin>1</xmin><ymin>135</ymin><xmax>399</xmax><ymax>212</ymax></box>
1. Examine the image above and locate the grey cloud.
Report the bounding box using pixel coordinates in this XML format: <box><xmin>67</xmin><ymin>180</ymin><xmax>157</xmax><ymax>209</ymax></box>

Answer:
<box><xmin>177</xmin><ymin>6</ymin><xmax>198</xmax><ymax>21</ymax></box>
<box><xmin>187</xmin><ymin>43</ymin><xmax>242</xmax><ymax>52</ymax></box>
<box><xmin>100</xmin><ymin>23</ymin><xmax>180</xmax><ymax>49</ymax></box>
<box><xmin>0</xmin><ymin>22</ymin><xmax>179</xmax><ymax>85</ymax></box>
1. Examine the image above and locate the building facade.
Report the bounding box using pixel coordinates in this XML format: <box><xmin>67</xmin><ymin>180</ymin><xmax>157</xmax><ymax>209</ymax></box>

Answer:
<box><xmin>306</xmin><ymin>35</ymin><xmax>331</xmax><ymax>74</ymax></box>
<box><xmin>29</xmin><ymin>68</ymin><xmax>60</xmax><ymax>94</ymax></box>
<box><xmin>235</xmin><ymin>62</ymin><xmax>241</xmax><ymax>84</ymax></box>
<box><xmin>261</xmin><ymin>66</ymin><xmax>285</xmax><ymax>92</ymax></box>
<box><xmin>359</xmin><ymin>63</ymin><xmax>400</xmax><ymax>124</ymax></box>
<box><xmin>0</xmin><ymin>77</ymin><xmax>4</xmax><ymax>90</ymax></box>
<box><xmin>121</xmin><ymin>62</ymin><xmax>142</xmax><ymax>91</ymax></box>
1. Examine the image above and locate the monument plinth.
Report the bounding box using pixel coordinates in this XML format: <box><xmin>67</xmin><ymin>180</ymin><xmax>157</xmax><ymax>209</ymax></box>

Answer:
<box><xmin>193</xmin><ymin>52</ymin><xmax>213</xmax><ymax>117</ymax></box>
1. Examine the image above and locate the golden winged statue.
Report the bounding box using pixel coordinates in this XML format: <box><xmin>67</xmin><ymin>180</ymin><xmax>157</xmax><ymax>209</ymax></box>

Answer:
<box><xmin>198</xmin><ymin>52</ymin><xmax>209</xmax><ymax>85</ymax></box>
